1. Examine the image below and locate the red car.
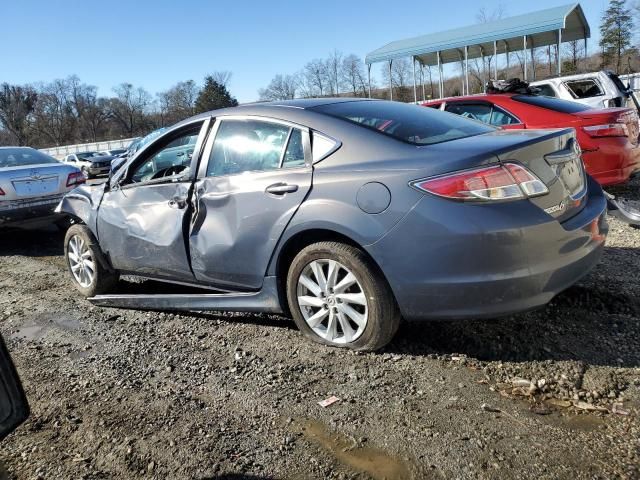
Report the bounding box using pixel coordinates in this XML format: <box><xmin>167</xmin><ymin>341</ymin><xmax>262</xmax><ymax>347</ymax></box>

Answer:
<box><xmin>423</xmin><ymin>94</ymin><xmax>640</xmax><ymax>186</ymax></box>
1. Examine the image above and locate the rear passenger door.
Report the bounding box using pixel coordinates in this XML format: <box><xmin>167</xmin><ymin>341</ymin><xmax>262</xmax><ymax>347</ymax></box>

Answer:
<box><xmin>189</xmin><ymin>116</ymin><xmax>312</xmax><ymax>291</ymax></box>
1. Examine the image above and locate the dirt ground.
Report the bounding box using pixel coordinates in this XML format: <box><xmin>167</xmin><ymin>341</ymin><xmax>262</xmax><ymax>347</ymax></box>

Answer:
<box><xmin>0</xmin><ymin>180</ymin><xmax>639</xmax><ymax>480</ymax></box>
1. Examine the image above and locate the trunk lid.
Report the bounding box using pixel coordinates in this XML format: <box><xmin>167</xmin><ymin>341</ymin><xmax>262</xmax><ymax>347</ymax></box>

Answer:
<box><xmin>490</xmin><ymin>128</ymin><xmax>587</xmax><ymax>222</ymax></box>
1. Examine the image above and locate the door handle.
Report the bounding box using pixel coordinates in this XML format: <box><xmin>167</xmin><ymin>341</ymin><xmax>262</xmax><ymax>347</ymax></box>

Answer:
<box><xmin>168</xmin><ymin>197</ymin><xmax>187</xmax><ymax>209</ymax></box>
<box><xmin>265</xmin><ymin>183</ymin><xmax>299</xmax><ymax>195</ymax></box>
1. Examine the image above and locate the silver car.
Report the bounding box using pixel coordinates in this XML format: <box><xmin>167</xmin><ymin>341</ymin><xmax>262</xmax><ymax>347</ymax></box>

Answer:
<box><xmin>0</xmin><ymin>147</ymin><xmax>85</xmax><ymax>228</ymax></box>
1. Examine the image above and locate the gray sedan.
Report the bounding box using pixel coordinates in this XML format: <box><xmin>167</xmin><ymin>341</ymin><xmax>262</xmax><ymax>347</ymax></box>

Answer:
<box><xmin>58</xmin><ymin>99</ymin><xmax>608</xmax><ymax>351</ymax></box>
<box><xmin>0</xmin><ymin>147</ymin><xmax>84</xmax><ymax>227</ymax></box>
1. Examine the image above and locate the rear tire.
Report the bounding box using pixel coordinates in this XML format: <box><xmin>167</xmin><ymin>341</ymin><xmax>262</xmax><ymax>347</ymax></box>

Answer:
<box><xmin>286</xmin><ymin>241</ymin><xmax>400</xmax><ymax>351</ymax></box>
<box><xmin>64</xmin><ymin>224</ymin><xmax>118</xmax><ymax>297</ymax></box>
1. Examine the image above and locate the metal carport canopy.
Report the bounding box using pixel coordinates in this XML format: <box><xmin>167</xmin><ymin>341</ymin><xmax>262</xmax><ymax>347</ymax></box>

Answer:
<box><xmin>365</xmin><ymin>3</ymin><xmax>590</xmax><ymax>67</ymax></box>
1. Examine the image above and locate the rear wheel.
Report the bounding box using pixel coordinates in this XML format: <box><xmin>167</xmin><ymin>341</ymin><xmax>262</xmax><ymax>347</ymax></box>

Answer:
<box><xmin>64</xmin><ymin>225</ymin><xmax>118</xmax><ymax>297</ymax></box>
<box><xmin>286</xmin><ymin>241</ymin><xmax>400</xmax><ymax>351</ymax></box>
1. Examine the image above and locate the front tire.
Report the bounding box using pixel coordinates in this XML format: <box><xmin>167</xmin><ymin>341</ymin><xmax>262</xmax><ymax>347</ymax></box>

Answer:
<box><xmin>286</xmin><ymin>241</ymin><xmax>400</xmax><ymax>351</ymax></box>
<box><xmin>64</xmin><ymin>225</ymin><xmax>118</xmax><ymax>297</ymax></box>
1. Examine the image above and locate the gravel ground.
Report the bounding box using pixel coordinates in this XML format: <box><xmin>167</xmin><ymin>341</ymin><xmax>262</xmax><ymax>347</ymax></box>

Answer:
<box><xmin>0</xmin><ymin>180</ymin><xmax>639</xmax><ymax>480</ymax></box>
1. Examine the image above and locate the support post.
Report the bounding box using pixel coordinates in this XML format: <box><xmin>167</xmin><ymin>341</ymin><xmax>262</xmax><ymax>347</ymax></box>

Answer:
<box><xmin>437</xmin><ymin>51</ymin><xmax>442</xmax><ymax>99</ymax></box>
<box><xmin>557</xmin><ymin>29</ymin><xmax>562</xmax><ymax>76</ymax></box>
<box><xmin>421</xmin><ymin>63</ymin><xmax>426</xmax><ymax>101</ymax></box>
<box><xmin>523</xmin><ymin>36</ymin><xmax>528</xmax><ymax>81</ymax></box>
<box><xmin>493</xmin><ymin>40</ymin><xmax>498</xmax><ymax>79</ymax></box>
<box><xmin>412</xmin><ymin>56</ymin><xmax>417</xmax><ymax>103</ymax></box>
<box><xmin>480</xmin><ymin>47</ymin><xmax>486</xmax><ymax>92</ymax></box>
<box><xmin>367</xmin><ymin>64</ymin><xmax>371</xmax><ymax>98</ymax></box>
<box><xmin>458</xmin><ymin>51</ymin><xmax>465</xmax><ymax>95</ymax></box>
<box><xmin>464</xmin><ymin>46</ymin><xmax>469</xmax><ymax>95</ymax></box>
<box><xmin>505</xmin><ymin>41</ymin><xmax>510</xmax><ymax>71</ymax></box>
<box><xmin>530</xmin><ymin>37</ymin><xmax>536</xmax><ymax>81</ymax></box>
<box><xmin>388</xmin><ymin>60</ymin><xmax>393</xmax><ymax>101</ymax></box>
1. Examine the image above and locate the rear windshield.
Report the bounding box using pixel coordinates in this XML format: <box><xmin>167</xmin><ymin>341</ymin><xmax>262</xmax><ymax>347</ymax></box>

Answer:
<box><xmin>312</xmin><ymin>101</ymin><xmax>494</xmax><ymax>146</ymax></box>
<box><xmin>0</xmin><ymin>148</ymin><xmax>59</xmax><ymax>168</ymax></box>
<box><xmin>512</xmin><ymin>95</ymin><xmax>592</xmax><ymax>113</ymax></box>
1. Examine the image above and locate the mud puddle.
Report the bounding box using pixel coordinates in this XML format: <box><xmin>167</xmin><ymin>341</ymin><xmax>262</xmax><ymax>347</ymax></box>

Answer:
<box><xmin>10</xmin><ymin>314</ymin><xmax>81</xmax><ymax>341</ymax></box>
<box><xmin>293</xmin><ymin>419</ymin><xmax>413</xmax><ymax>480</ymax></box>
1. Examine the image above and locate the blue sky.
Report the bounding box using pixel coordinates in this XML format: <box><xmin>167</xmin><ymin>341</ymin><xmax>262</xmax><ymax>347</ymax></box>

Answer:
<box><xmin>1</xmin><ymin>0</ymin><xmax>610</xmax><ymax>103</ymax></box>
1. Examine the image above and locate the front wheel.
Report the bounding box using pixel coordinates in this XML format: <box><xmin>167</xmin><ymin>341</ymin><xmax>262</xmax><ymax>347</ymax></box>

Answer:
<box><xmin>286</xmin><ymin>241</ymin><xmax>400</xmax><ymax>351</ymax></box>
<box><xmin>64</xmin><ymin>225</ymin><xmax>119</xmax><ymax>297</ymax></box>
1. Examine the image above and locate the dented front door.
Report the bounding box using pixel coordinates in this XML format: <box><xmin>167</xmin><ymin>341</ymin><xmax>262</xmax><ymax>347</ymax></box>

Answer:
<box><xmin>189</xmin><ymin>117</ymin><xmax>312</xmax><ymax>291</ymax></box>
<box><xmin>96</xmin><ymin>120</ymin><xmax>209</xmax><ymax>281</ymax></box>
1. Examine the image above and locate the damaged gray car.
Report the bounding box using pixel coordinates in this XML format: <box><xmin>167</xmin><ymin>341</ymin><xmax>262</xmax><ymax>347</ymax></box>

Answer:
<box><xmin>58</xmin><ymin>99</ymin><xmax>608</xmax><ymax>351</ymax></box>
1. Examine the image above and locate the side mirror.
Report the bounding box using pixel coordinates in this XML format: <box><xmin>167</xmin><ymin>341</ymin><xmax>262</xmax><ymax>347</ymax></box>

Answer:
<box><xmin>0</xmin><ymin>335</ymin><xmax>29</xmax><ymax>441</ymax></box>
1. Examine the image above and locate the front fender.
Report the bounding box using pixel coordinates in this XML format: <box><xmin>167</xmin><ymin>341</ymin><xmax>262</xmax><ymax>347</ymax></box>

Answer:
<box><xmin>55</xmin><ymin>184</ymin><xmax>105</xmax><ymax>236</ymax></box>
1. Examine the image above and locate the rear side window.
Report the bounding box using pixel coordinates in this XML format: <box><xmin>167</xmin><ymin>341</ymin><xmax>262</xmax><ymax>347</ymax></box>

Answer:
<box><xmin>512</xmin><ymin>95</ymin><xmax>591</xmax><ymax>113</ymax></box>
<box><xmin>0</xmin><ymin>148</ymin><xmax>59</xmax><ymax>168</ymax></box>
<box><xmin>207</xmin><ymin>119</ymin><xmax>302</xmax><ymax>176</ymax></box>
<box><xmin>534</xmin><ymin>84</ymin><xmax>557</xmax><ymax>97</ymax></box>
<box><xmin>445</xmin><ymin>103</ymin><xmax>492</xmax><ymax>123</ymax></box>
<box><xmin>312</xmin><ymin>101</ymin><xmax>494</xmax><ymax>146</ymax></box>
<box><xmin>445</xmin><ymin>103</ymin><xmax>519</xmax><ymax>127</ymax></box>
<box><xmin>564</xmin><ymin>79</ymin><xmax>604</xmax><ymax>99</ymax></box>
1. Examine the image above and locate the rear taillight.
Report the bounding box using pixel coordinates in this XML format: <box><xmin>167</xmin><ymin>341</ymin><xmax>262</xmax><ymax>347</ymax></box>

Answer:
<box><xmin>0</xmin><ymin>187</ymin><xmax>4</xmax><ymax>196</ymax></box>
<box><xmin>411</xmin><ymin>163</ymin><xmax>548</xmax><ymax>201</ymax></box>
<box><xmin>66</xmin><ymin>172</ymin><xmax>86</xmax><ymax>187</ymax></box>
<box><xmin>583</xmin><ymin>124</ymin><xmax>628</xmax><ymax>138</ymax></box>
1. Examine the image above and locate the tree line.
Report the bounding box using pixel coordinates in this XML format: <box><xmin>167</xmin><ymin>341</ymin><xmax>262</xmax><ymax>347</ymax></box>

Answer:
<box><xmin>0</xmin><ymin>72</ymin><xmax>238</xmax><ymax>148</ymax></box>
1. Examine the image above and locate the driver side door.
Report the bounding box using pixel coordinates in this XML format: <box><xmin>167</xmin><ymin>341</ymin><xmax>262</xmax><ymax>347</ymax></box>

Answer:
<box><xmin>96</xmin><ymin>119</ymin><xmax>210</xmax><ymax>282</ymax></box>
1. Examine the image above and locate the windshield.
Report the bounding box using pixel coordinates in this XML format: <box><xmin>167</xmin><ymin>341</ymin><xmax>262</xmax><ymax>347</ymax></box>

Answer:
<box><xmin>312</xmin><ymin>100</ymin><xmax>494</xmax><ymax>145</ymax></box>
<box><xmin>512</xmin><ymin>95</ymin><xmax>592</xmax><ymax>113</ymax></box>
<box><xmin>0</xmin><ymin>148</ymin><xmax>60</xmax><ymax>168</ymax></box>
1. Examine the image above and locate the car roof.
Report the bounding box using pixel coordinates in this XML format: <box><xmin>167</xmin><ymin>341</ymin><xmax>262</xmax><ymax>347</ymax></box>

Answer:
<box><xmin>169</xmin><ymin>97</ymin><xmax>382</xmax><ymax>132</ymax></box>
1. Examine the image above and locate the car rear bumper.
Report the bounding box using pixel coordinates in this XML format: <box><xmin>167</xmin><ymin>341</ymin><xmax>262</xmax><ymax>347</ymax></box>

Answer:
<box><xmin>583</xmin><ymin>140</ymin><xmax>640</xmax><ymax>186</ymax></box>
<box><xmin>0</xmin><ymin>194</ymin><xmax>65</xmax><ymax>226</ymax></box>
<box><xmin>366</xmin><ymin>176</ymin><xmax>608</xmax><ymax>321</ymax></box>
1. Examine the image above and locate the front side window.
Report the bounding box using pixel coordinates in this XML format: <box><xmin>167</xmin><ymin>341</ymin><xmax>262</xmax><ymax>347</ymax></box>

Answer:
<box><xmin>129</xmin><ymin>125</ymin><xmax>201</xmax><ymax>183</ymax></box>
<box><xmin>207</xmin><ymin>120</ymin><xmax>303</xmax><ymax>177</ymax></box>
<box><xmin>313</xmin><ymin>101</ymin><xmax>494</xmax><ymax>146</ymax></box>
<box><xmin>564</xmin><ymin>79</ymin><xmax>604</xmax><ymax>99</ymax></box>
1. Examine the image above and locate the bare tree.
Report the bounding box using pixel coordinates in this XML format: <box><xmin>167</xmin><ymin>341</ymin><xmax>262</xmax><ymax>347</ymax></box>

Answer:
<box><xmin>303</xmin><ymin>59</ymin><xmax>328</xmax><ymax>97</ymax></box>
<box><xmin>341</xmin><ymin>54</ymin><xmax>368</xmax><ymax>97</ymax></box>
<box><xmin>258</xmin><ymin>74</ymin><xmax>297</xmax><ymax>100</ymax></box>
<box><xmin>31</xmin><ymin>79</ymin><xmax>76</xmax><ymax>146</ymax></box>
<box><xmin>110</xmin><ymin>83</ymin><xmax>152</xmax><ymax>136</ymax></box>
<box><xmin>563</xmin><ymin>40</ymin><xmax>586</xmax><ymax>74</ymax></box>
<box><xmin>0</xmin><ymin>84</ymin><xmax>37</xmax><ymax>145</ymax></box>
<box><xmin>158</xmin><ymin>80</ymin><xmax>199</xmax><ymax>126</ymax></box>
<box><xmin>325</xmin><ymin>50</ymin><xmax>343</xmax><ymax>95</ymax></box>
<box><xmin>382</xmin><ymin>58</ymin><xmax>412</xmax><ymax>101</ymax></box>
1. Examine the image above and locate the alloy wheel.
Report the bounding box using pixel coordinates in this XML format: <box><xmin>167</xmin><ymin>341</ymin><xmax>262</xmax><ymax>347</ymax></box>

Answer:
<box><xmin>296</xmin><ymin>259</ymin><xmax>368</xmax><ymax>344</ymax></box>
<box><xmin>67</xmin><ymin>235</ymin><xmax>95</xmax><ymax>288</ymax></box>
